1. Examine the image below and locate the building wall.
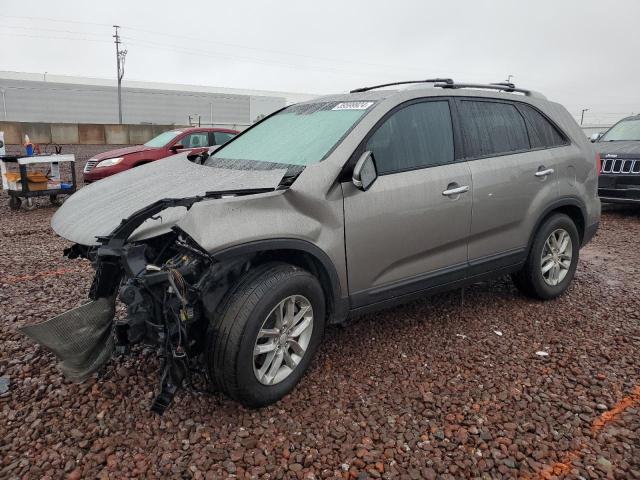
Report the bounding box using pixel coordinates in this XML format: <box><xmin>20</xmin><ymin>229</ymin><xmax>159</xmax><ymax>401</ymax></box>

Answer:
<box><xmin>0</xmin><ymin>121</ymin><xmax>235</xmax><ymax>146</ymax></box>
<box><xmin>0</xmin><ymin>78</ymin><xmax>287</xmax><ymax>126</ymax></box>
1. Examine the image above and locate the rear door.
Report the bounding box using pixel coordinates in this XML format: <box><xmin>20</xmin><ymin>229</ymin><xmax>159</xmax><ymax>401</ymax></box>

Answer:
<box><xmin>455</xmin><ymin>98</ymin><xmax>560</xmax><ymax>271</ymax></box>
<box><xmin>343</xmin><ymin>98</ymin><xmax>473</xmax><ymax>308</ymax></box>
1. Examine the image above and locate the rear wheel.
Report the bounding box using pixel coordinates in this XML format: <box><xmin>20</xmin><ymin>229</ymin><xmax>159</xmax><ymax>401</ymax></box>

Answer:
<box><xmin>512</xmin><ymin>213</ymin><xmax>579</xmax><ymax>299</ymax></box>
<box><xmin>206</xmin><ymin>262</ymin><xmax>325</xmax><ymax>407</ymax></box>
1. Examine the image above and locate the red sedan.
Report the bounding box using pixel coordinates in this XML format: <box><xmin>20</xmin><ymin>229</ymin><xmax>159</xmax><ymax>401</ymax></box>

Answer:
<box><xmin>83</xmin><ymin>127</ymin><xmax>238</xmax><ymax>183</ymax></box>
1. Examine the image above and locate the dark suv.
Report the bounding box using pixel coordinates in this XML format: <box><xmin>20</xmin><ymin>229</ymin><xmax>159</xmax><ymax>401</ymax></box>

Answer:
<box><xmin>592</xmin><ymin>114</ymin><xmax>640</xmax><ymax>204</ymax></box>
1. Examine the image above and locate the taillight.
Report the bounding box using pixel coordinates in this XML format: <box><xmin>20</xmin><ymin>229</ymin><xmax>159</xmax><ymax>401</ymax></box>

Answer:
<box><xmin>596</xmin><ymin>153</ymin><xmax>601</xmax><ymax>176</ymax></box>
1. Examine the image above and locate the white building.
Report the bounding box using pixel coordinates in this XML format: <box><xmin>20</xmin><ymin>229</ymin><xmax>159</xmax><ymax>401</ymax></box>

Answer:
<box><xmin>0</xmin><ymin>71</ymin><xmax>316</xmax><ymax>127</ymax></box>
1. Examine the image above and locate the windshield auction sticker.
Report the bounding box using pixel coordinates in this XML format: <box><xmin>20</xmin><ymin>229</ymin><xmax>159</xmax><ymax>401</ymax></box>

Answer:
<box><xmin>332</xmin><ymin>102</ymin><xmax>374</xmax><ymax>110</ymax></box>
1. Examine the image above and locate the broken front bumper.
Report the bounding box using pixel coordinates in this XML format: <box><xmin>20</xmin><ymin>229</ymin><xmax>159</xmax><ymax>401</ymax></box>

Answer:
<box><xmin>20</xmin><ymin>297</ymin><xmax>116</xmax><ymax>382</ymax></box>
<box><xmin>19</xmin><ymin>188</ymin><xmax>275</xmax><ymax>414</ymax></box>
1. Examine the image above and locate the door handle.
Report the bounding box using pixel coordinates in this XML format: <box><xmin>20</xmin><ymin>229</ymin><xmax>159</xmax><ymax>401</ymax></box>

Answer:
<box><xmin>442</xmin><ymin>185</ymin><xmax>469</xmax><ymax>196</ymax></box>
<box><xmin>535</xmin><ymin>168</ymin><xmax>554</xmax><ymax>177</ymax></box>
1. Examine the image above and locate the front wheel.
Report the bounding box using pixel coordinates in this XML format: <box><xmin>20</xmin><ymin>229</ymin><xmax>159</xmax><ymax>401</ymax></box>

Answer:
<box><xmin>512</xmin><ymin>213</ymin><xmax>580</xmax><ymax>300</ymax></box>
<box><xmin>206</xmin><ymin>262</ymin><xmax>325</xmax><ymax>407</ymax></box>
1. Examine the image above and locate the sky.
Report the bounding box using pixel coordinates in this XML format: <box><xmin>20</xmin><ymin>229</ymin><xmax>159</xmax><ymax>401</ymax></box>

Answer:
<box><xmin>1</xmin><ymin>0</ymin><xmax>639</xmax><ymax>125</ymax></box>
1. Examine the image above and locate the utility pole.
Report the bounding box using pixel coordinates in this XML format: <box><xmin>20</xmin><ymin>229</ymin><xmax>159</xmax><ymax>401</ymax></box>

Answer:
<box><xmin>113</xmin><ymin>25</ymin><xmax>127</xmax><ymax>124</ymax></box>
<box><xmin>0</xmin><ymin>88</ymin><xmax>7</xmax><ymax>120</ymax></box>
<box><xmin>580</xmin><ymin>108</ymin><xmax>589</xmax><ymax>125</ymax></box>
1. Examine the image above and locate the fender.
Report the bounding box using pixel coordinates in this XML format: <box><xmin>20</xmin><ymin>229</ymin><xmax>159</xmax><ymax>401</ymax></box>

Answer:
<box><xmin>211</xmin><ymin>238</ymin><xmax>349</xmax><ymax>323</ymax></box>
<box><xmin>526</xmin><ymin>196</ymin><xmax>587</xmax><ymax>252</ymax></box>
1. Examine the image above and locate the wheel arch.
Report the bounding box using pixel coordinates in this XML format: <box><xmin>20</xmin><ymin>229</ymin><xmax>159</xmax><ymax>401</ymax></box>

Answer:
<box><xmin>211</xmin><ymin>239</ymin><xmax>348</xmax><ymax>324</ymax></box>
<box><xmin>528</xmin><ymin>197</ymin><xmax>586</xmax><ymax>251</ymax></box>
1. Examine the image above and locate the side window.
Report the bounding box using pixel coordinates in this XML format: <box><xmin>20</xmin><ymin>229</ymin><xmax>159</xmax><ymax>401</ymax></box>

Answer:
<box><xmin>518</xmin><ymin>104</ymin><xmax>566</xmax><ymax>148</ymax></box>
<box><xmin>214</xmin><ymin>132</ymin><xmax>236</xmax><ymax>145</ymax></box>
<box><xmin>181</xmin><ymin>133</ymin><xmax>209</xmax><ymax>148</ymax></box>
<box><xmin>365</xmin><ymin>101</ymin><xmax>454</xmax><ymax>174</ymax></box>
<box><xmin>458</xmin><ymin>100</ymin><xmax>529</xmax><ymax>158</ymax></box>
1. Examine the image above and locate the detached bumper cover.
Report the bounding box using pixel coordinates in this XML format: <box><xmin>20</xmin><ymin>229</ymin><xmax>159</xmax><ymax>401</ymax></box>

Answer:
<box><xmin>19</xmin><ymin>296</ymin><xmax>116</xmax><ymax>382</ymax></box>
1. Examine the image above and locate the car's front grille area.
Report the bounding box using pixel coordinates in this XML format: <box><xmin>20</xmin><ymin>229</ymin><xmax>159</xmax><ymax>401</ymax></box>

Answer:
<box><xmin>83</xmin><ymin>160</ymin><xmax>98</xmax><ymax>173</ymax></box>
<box><xmin>601</xmin><ymin>158</ymin><xmax>640</xmax><ymax>174</ymax></box>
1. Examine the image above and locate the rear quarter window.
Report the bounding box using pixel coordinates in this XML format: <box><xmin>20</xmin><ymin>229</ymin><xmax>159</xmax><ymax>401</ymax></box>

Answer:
<box><xmin>458</xmin><ymin>100</ymin><xmax>529</xmax><ymax>158</ymax></box>
<box><xmin>517</xmin><ymin>104</ymin><xmax>567</xmax><ymax>148</ymax></box>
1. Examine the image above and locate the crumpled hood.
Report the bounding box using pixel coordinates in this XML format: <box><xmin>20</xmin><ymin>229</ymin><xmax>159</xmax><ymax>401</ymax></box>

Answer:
<box><xmin>90</xmin><ymin>145</ymin><xmax>156</xmax><ymax>160</ymax></box>
<box><xmin>52</xmin><ymin>154</ymin><xmax>287</xmax><ymax>246</ymax></box>
<box><xmin>597</xmin><ymin>140</ymin><xmax>640</xmax><ymax>157</ymax></box>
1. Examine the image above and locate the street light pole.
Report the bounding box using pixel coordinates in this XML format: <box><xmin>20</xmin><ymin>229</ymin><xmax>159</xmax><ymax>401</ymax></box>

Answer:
<box><xmin>113</xmin><ymin>25</ymin><xmax>127</xmax><ymax>124</ymax></box>
<box><xmin>580</xmin><ymin>108</ymin><xmax>589</xmax><ymax>126</ymax></box>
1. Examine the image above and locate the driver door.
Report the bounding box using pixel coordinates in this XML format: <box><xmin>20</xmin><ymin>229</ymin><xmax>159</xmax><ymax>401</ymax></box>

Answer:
<box><xmin>343</xmin><ymin>99</ymin><xmax>472</xmax><ymax>308</ymax></box>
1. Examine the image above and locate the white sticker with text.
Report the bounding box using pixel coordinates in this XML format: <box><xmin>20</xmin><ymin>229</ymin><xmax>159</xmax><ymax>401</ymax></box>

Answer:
<box><xmin>332</xmin><ymin>102</ymin><xmax>374</xmax><ymax>111</ymax></box>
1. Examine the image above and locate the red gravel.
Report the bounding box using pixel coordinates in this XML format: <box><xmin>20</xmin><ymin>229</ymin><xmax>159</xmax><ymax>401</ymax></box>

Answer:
<box><xmin>1</xmin><ymin>186</ymin><xmax>639</xmax><ymax>479</ymax></box>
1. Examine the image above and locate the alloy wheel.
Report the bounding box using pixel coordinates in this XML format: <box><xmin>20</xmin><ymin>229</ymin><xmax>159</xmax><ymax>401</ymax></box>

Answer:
<box><xmin>540</xmin><ymin>228</ymin><xmax>573</xmax><ymax>286</ymax></box>
<box><xmin>253</xmin><ymin>295</ymin><xmax>314</xmax><ymax>385</ymax></box>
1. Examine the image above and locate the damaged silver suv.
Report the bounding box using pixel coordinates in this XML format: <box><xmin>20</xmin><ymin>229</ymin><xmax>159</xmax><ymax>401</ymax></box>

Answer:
<box><xmin>22</xmin><ymin>79</ymin><xmax>601</xmax><ymax>413</ymax></box>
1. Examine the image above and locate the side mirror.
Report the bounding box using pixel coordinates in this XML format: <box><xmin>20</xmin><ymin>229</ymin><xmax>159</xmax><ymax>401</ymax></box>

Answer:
<box><xmin>590</xmin><ymin>133</ymin><xmax>603</xmax><ymax>143</ymax></box>
<box><xmin>170</xmin><ymin>143</ymin><xmax>184</xmax><ymax>152</ymax></box>
<box><xmin>352</xmin><ymin>151</ymin><xmax>378</xmax><ymax>191</ymax></box>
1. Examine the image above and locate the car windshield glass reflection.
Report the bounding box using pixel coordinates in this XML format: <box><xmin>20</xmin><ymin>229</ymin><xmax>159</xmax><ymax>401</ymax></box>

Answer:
<box><xmin>144</xmin><ymin>130</ymin><xmax>182</xmax><ymax>147</ymax></box>
<box><xmin>601</xmin><ymin>119</ymin><xmax>640</xmax><ymax>141</ymax></box>
<box><xmin>208</xmin><ymin>101</ymin><xmax>375</xmax><ymax>166</ymax></box>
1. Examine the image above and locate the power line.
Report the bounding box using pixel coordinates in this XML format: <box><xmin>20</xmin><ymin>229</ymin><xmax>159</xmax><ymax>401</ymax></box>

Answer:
<box><xmin>0</xmin><ymin>14</ymin><xmax>112</xmax><ymax>28</ymax></box>
<box><xmin>120</xmin><ymin>24</ymin><xmax>428</xmax><ymax>74</ymax></box>
<box><xmin>0</xmin><ymin>31</ymin><xmax>112</xmax><ymax>44</ymax></box>
<box><xmin>121</xmin><ymin>36</ymin><xmax>414</xmax><ymax>79</ymax></box>
<box><xmin>1</xmin><ymin>24</ymin><xmax>109</xmax><ymax>38</ymax></box>
<box><xmin>0</xmin><ymin>14</ymin><xmax>432</xmax><ymax>75</ymax></box>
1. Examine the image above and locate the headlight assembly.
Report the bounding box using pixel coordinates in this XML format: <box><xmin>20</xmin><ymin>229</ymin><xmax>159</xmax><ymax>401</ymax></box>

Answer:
<box><xmin>95</xmin><ymin>157</ymin><xmax>124</xmax><ymax>168</ymax></box>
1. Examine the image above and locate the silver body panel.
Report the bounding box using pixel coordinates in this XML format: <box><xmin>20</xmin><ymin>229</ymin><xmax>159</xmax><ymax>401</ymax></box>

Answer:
<box><xmin>343</xmin><ymin>162</ymin><xmax>472</xmax><ymax>296</ymax></box>
<box><xmin>51</xmin><ymin>155</ymin><xmax>287</xmax><ymax>246</ymax></box>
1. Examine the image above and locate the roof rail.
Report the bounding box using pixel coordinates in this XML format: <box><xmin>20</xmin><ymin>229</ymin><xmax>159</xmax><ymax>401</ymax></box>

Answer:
<box><xmin>434</xmin><ymin>82</ymin><xmax>547</xmax><ymax>100</ymax></box>
<box><xmin>350</xmin><ymin>78</ymin><xmax>454</xmax><ymax>93</ymax></box>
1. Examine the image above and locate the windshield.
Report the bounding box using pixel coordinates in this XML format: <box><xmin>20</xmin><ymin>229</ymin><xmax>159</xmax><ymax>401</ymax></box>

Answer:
<box><xmin>144</xmin><ymin>130</ymin><xmax>182</xmax><ymax>147</ymax></box>
<box><xmin>210</xmin><ymin>101</ymin><xmax>375</xmax><ymax>166</ymax></box>
<box><xmin>601</xmin><ymin>119</ymin><xmax>640</xmax><ymax>141</ymax></box>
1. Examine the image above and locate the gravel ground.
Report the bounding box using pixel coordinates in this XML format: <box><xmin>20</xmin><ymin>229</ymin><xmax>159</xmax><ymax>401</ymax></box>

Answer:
<box><xmin>0</xmin><ymin>185</ymin><xmax>639</xmax><ymax>479</ymax></box>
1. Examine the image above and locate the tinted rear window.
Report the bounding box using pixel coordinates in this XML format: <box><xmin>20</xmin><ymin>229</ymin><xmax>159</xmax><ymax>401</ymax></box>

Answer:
<box><xmin>458</xmin><ymin>100</ymin><xmax>529</xmax><ymax>158</ymax></box>
<box><xmin>518</xmin><ymin>104</ymin><xmax>566</xmax><ymax>148</ymax></box>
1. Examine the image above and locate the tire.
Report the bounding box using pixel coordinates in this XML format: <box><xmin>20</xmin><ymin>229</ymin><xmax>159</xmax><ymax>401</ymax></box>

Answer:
<box><xmin>8</xmin><ymin>196</ymin><xmax>22</xmax><ymax>211</ymax></box>
<box><xmin>49</xmin><ymin>195</ymin><xmax>64</xmax><ymax>206</ymax></box>
<box><xmin>206</xmin><ymin>262</ymin><xmax>325</xmax><ymax>407</ymax></box>
<box><xmin>512</xmin><ymin>213</ymin><xmax>580</xmax><ymax>300</ymax></box>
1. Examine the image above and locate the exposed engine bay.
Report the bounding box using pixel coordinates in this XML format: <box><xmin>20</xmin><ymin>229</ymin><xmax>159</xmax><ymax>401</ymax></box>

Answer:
<box><xmin>20</xmin><ymin>188</ymin><xmax>274</xmax><ymax>414</ymax></box>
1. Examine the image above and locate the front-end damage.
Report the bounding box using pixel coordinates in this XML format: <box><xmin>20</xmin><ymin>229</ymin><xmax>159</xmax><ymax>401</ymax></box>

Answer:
<box><xmin>20</xmin><ymin>188</ymin><xmax>273</xmax><ymax>414</ymax></box>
